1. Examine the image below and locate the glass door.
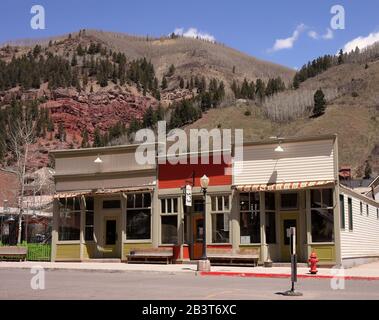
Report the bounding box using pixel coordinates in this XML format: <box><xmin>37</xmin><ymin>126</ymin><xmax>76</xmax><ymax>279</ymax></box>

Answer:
<box><xmin>280</xmin><ymin>213</ymin><xmax>300</xmax><ymax>262</ymax></box>
<box><xmin>103</xmin><ymin>217</ymin><xmax>118</xmax><ymax>258</ymax></box>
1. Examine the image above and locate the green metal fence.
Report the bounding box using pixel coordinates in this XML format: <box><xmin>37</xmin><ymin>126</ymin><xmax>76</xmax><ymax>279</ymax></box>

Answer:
<box><xmin>0</xmin><ymin>242</ymin><xmax>51</xmax><ymax>261</ymax></box>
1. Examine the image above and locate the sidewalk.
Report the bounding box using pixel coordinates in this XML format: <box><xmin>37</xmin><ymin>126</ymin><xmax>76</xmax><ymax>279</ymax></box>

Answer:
<box><xmin>1</xmin><ymin>261</ymin><xmax>379</xmax><ymax>281</ymax></box>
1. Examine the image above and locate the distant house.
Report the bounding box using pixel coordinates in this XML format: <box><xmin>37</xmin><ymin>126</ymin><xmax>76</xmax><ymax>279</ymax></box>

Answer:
<box><xmin>366</xmin><ymin>176</ymin><xmax>379</xmax><ymax>201</ymax></box>
<box><xmin>340</xmin><ymin>172</ymin><xmax>379</xmax><ymax>202</ymax></box>
<box><xmin>0</xmin><ymin>170</ymin><xmax>20</xmax><ymax>209</ymax></box>
<box><xmin>0</xmin><ymin>168</ymin><xmax>54</xmax><ymax>245</ymax></box>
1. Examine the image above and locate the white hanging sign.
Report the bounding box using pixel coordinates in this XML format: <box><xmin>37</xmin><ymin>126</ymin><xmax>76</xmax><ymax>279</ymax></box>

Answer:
<box><xmin>185</xmin><ymin>184</ymin><xmax>192</xmax><ymax>207</ymax></box>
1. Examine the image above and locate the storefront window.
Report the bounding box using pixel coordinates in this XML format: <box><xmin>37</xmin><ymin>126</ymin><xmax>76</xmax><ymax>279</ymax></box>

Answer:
<box><xmin>265</xmin><ymin>213</ymin><xmax>276</xmax><ymax>244</ymax></box>
<box><xmin>126</xmin><ymin>209</ymin><xmax>151</xmax><ymax>240</ymax></box>
<box><xmin>280</xmin><ymin>193</ymin><xmax>298</xmax><ymax>210</ymax></box>
<box><xmin>265</xmin><ymin>192</ymin><xmax>275</xmax><ymax>211</ymax></box>
<box><xmin>85</xmin><ymin>197</ymin><xmax>94</xmax><ymax>241</ymax></box>
<box><xmin>160</xmin><ymin>198</ymin><xmax>179</xmax><ymax>244</ymax></box>
<box><xmin>311</xmin><ymin>209</ymin><xmax>334</xmax><ymax>242</ymax></box>
<box><xmin>126</xmin><ymin>193</ymin><xmax>151</xmax><ymax>240</ymax></box>
<box><xmin>103</xmin><ymin>199</ymin><xmax>121</xmax><ymax>209</ymax></box>
<box><xmin>311</xmin><ymin>189</ymin><xmax>334</xmax><ymax>242</ymax></box>
<box><xmin>58</xmin><ymin>197</ymin><xmax>81</xmax><ymax>241</ymax></box>
<box><xmin>240</xmin><ymin>193</ymin><xmax>260</xmax><ymax>244</ymax></box>
<box><xmin>161</xmin><ymin>216</ymin><xmax>178</xmax><ymax>244</ymax></box>
<box><xmin>211</xmin><ymin>195</ymin><xmax>230</xmax><ymax>243</ymax></box>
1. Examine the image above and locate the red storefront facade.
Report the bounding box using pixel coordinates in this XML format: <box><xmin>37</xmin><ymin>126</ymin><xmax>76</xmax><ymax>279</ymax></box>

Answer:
<box><xmin>158</xmin><ymin>152</ymin><xmax>232</xmax><ymax>262</ymax></box>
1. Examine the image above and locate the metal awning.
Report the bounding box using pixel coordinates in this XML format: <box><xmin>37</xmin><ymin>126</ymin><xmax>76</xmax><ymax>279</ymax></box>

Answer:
<box><xmin>235</xmin><ymin>180</ymin><xmax>335</xmax><ymax>192</ymax></box>
<box><xmin>54</xmin><ymin>186</ymin><xmax>155</xmax><ymax>199</ymax></box>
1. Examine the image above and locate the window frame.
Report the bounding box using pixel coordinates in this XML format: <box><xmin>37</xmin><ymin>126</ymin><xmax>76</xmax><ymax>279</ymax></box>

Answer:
<box><xmin>159</xmin><ymin>197</ymin><xmax>180</xmax><ymax>245</ymax></box>
<box><xmin>125</xmin><ymin>192</ymin><xmax>152</xmax><ymax>242</ymax></box>
<box><xmin>210</xmin><ymin>195</ymin><xmax>231</xmax><ymax>244</ymax></box>
<box><xmin>58</xmin><ymin>197</ymin><xmax>81</xmax><ymax>242</ymax></box>
<box><xmin>310</xmin><ymin>188</ymin><xmax>335</xmax><ymax>243</ymax></box>
<box><xmin>280</xmin><ymin>192</ymin><xmax>299</xmax><ymax>211</ymax></box>
<box><xmin>265</xmin><ymin>192</ymin><xmax>276</xmax><ymax>244</ymax></box>
<box><xmin>83</xmin><ymin>196</ymin><xmax>95</xmax><ymax>242</ymax></box>
<box><xmin>239</xmin><ymin>192</ymin><xmax>261</xmax><ymax>245</ymax></box>
<box><xmin>339</xmin><ymin>194</ymin><xmax>345</xmax><ymax>230</ymax></box>
<box><xmin>348</xmin><ymin>197</ymin><xmax>353</xmax><ymax>231</ymax></box>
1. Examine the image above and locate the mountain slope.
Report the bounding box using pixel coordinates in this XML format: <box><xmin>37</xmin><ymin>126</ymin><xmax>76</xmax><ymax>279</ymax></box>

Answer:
<box><xmin>7</xmin><ymin>29</ymin><xmax>295</xmax><ymax>91</ymax></box>
<box><xmin>186</xmin><ymin>58</ymin><xmax>379</xmax><ymax>177</ymax></box>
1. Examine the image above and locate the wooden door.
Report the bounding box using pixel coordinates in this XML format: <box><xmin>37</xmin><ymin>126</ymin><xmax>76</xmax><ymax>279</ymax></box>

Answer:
<box><xmin>280</xmin><ymin>212</ymin><xmax>300</xmax><ymax>262</ymax></box>
<box><xmin>192</xmin><ymin>214</ymin><xmax>204</xmax><ymax>260</ymax></box>
<box><xmin>103</xmin><ymin>217</ymin><xmax>119</xmax><ymax>258</ymax></box>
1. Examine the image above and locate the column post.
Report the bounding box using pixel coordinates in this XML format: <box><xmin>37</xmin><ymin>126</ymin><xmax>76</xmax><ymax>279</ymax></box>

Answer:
<box><xmin>259</xmin><ymin>192</ymin><xmax>267</xmax><ymax>263</ymax></box>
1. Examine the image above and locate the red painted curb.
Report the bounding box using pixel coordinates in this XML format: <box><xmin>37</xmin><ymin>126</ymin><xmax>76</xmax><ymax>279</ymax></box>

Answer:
<box><xmin>199</xmin><ymin>271</ymin><xmax>379</xmax><ymax>281</ymax></box>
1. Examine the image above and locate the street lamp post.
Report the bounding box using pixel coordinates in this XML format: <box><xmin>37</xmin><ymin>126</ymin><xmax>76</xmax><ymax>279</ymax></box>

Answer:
<box><xmin>197</xmin><ymin>175</ymin><xmax>211</xmax><ymax>272</ymax></box>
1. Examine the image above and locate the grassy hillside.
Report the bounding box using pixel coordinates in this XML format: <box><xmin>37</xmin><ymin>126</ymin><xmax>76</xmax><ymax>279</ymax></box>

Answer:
<box><xmin>5</xmin><ymin>29</ymin><xmax>295</xmax><ymax>92</ymax></box>
<box><xmin>186</xmin><ymin>59</ymin><xmax>379</xmax><ymax>177</ymax></box>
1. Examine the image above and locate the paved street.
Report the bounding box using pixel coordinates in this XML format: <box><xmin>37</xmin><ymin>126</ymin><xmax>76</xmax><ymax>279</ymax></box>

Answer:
<box><xmin>0</xmin><ymin>269</ymin><xmax>379</xmax><ymax>300</ymax></box>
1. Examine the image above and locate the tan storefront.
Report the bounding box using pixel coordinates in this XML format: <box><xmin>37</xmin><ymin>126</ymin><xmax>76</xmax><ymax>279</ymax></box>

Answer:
<box><xmin>51</xmin><ymin>144</ymin><xmax>158</xmax><ymax>262</ymax></box>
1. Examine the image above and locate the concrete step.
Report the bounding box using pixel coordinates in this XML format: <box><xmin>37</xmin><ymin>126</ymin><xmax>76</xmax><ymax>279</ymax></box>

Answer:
<box><xmin>271</xmin><ymin>263</ymin><xmax>308</xmax><ymax>268</ymax></box>
<box><xmin>85</xmin><ymin>259</ymin><xmax>122</xmax><ymax>263</ymax></box>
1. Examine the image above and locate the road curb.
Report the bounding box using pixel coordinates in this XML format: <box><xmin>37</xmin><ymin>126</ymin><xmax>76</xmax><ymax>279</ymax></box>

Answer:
<box><xmin>0</xmin><ymin>265</ymin><xmax>196</xmax><ymax>275</ymax></box>
<box><xmin>199</xmin><ymin>271</ymin><xmax>379</xmax><ymax>281</ymax></box>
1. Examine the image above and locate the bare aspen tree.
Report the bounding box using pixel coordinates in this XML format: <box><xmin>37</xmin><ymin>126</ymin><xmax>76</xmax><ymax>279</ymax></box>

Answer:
<box><xmin>3</xmin><ymin>118</ymin><xmax>36</xmax><ymax>244</ymax></box>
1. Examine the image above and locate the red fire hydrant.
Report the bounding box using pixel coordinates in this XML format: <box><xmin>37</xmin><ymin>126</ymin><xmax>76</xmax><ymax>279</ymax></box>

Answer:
<box><xmin>309</xmin><ymin>252</ymin><xmax>319</xmax><ymax>274</ymax></box>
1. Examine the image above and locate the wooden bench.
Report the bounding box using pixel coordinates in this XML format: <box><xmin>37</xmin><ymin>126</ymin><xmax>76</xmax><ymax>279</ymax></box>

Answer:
<box><xmin>207</xmin><ymin>248</ymin><xmax>259</xmax><ymax>266</ymax></box>
<box><xmin>127</xmin><ymin>247</ymin><xmax>174</xmax><ymax>264</ymax></box>
<box><xmin>0</xmin><ymin>246</ymin><xmax>28</xmax><ymax>262</ymax></box>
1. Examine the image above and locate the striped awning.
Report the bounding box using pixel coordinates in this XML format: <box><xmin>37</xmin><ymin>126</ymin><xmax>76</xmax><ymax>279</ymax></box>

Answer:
<box><xmin>236</xmin><ymin>180</ymin><xmax>335</xmax><ymax>192</ymax></box>
<box><xmin>54</xmin><ymin>186</ymin><xmax>154</xmax><ymax>199</ymax></box>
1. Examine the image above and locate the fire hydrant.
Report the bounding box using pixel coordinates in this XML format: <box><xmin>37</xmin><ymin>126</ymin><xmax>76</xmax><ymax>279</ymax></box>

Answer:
<box><xmin>308</xmin><ymin>252</ymin><xmax>319</xmax><ymax>274</ymax></box>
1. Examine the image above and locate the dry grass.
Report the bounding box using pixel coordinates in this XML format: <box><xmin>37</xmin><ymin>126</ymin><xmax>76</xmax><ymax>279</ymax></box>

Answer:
<box><xmin>3</xmin><ymin>29</ymin><xmax>295</xmax><ymax>95</ymax></box>
<box><xmin>186</xmin><ymin>78</ymin><xmax>379</xmax><ymax>178</ymax></box>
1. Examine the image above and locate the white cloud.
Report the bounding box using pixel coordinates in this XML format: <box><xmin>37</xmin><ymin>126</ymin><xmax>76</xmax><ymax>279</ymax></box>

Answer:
<box><xmin>308</xmin><ymin>30</ymin><xmax>319</xmax><ymax>40</ymax></box>
<box><xmin>342</xmin><ymin>31</ymin><xmax>379</xmax><ymax>53</ymax></box>
<box><xmin>308</xmin><ymin>28</ymin><xmax>333</xmax><ymax>40</ymax></box>
<box><xmin>322</xmin><ymin>28</ymin><xmax>334</xmax><ymax>40</ymax></box>
<box><xmin>269</xmin><ymin>24</ymin><xmax>306</xmax><ymax>52</ymax></box>
<box><xmin>173</xmin><ymin>27</ymin><xmax>215</xmax><ymax>42</ymax></box>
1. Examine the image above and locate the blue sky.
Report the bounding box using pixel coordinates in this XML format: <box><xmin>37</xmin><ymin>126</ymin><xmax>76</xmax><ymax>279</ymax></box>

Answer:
<box><xmin>1</xmin><ymin>0</ymin><xmax>379</xmax><ymax>69</ymax></box>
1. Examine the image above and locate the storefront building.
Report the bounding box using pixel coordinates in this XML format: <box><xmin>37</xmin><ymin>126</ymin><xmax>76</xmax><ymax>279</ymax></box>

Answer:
<box><xmin>50</xmin><ymin>135</ymin><xmax>379</xmax><ymax>266</ymax></box>
<box><xmin>157</xmin><ymin>151</ymin><xmax>232</xmax><ymax>262</ymax></box>
<box><xmin>51</xmin><ymin>144</ymin><xmax>157</xmax><ymax>261</ymax></box>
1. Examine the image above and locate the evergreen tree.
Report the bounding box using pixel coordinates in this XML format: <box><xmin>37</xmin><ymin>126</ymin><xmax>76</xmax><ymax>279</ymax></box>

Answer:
<box><xmin>77</xmin><ymin>44</ymin><xmax>85</xmax><ymax>56</ymax></box>
<box><xmin>128</xmin><ymin>117</ymin><xmax>142</xmax><ymax>136</ymax></box>
<box><xmin>57</xmin><ymin>122</ymin><xmax>66</xmax><ymax>142</ymax></box>
<box><xmin>255</xmin><ymin>79</ymin><xmax>266</xmax><ymax>100</ymax></box>
<box><xmin>179</xmin><ymin>77</ymin><xmax>184</xmax><ymax>89</ymax></box>
<box><xmin>81</xmin><ymin>129</ymin><xmax>89</xmax><ymax>148</ymax></box>
<box><xmin>155</xmin><ymin>104</ymin><xmax>165</xmax><ymax>121</ymax></box>
<box><xmin>161</xmin><ymin>77</ymin><xmax>168</xmax><ymax>90</ymax></box>
<box><xmin>71</xmin><ymin>54</ymin><xmax>77</xmax><ymax>66</ymax></box>
<box><xmin>143</xmin><ymin>106</ymin><xmax>157</xmax><ymax>128</ymax></box>
<box><xmin>364</xmin><ymin>161</ymin><xmax>372</xmax><ymax>179</ymax></box>
<box><xmin>338</xmin><ymin>49</ymin><xmax>344</xmax><ymax>64</ymax></box>
<box><xmin>93</xmin><ymin>127</ymin><xmax>103</xmax><ymax>147</ymax></box>
<box><xmin>167</xmin><ymin>64</ymin><xmax>175</xmax><ymax>77</ymax></box>
<box><xmin>312</xmin><ymin>89</ymin><xmax>326</xmax><ymax>117</ymax></box>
